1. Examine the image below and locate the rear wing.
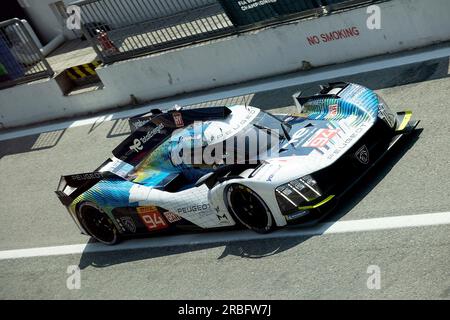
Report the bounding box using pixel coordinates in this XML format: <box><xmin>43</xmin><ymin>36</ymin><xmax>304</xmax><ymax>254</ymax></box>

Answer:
<box><xmin>128</xmin><ymin>108</ymin><xmax>163</xmax><ymax>132</ymax></box>
<box><xmin>55</xmin><ymin>170</ymin><xmax>120</xmax><ymax>206</ymax></box>
<box><xmin>292</xmin><ymin>82</ymin><xmax>350</xmax><ymax>111</ymax></box>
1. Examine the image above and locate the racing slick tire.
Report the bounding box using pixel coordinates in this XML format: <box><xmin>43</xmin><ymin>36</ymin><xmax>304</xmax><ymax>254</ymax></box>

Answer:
<box><xmin>225</xmin><ymin>184</ymin><xmax>275</xmax><ymax>234</ymax></box>
<box><xmin>77</xmin><ymin>202</ymin><xmax>120</xmax><ymax>245</ymax></box>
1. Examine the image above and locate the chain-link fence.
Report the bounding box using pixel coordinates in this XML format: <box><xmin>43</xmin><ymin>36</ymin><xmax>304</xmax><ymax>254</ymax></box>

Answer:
<box><xmin>0</xmin><ymin>19</ymin><xmax>54</xmax><ymax>89</ymax></box>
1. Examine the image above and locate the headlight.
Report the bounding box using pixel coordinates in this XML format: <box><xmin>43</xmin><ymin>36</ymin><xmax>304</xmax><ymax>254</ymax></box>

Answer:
<box><xmin>377</xmin><ymin>95</ymin><xmax>397</xmax><ymax>129</ymax></box>
<box><xmin>275</xmin><ymin>175</ymin><xmax>322</xmax><ymax>213</ymax></box>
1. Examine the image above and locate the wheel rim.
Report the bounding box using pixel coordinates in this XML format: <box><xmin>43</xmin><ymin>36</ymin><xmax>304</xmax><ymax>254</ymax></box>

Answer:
<box><xmin>79</xmin><ymin>203</ymin><xmax>117</xmax><ymax>244</ymax></box>
<box><xmin>226</xmin><ymin>184</ymin><xmax>272</xmax><ymax>231</ymax></box>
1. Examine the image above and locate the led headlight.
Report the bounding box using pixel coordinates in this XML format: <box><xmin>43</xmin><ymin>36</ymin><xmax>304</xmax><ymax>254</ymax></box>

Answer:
<box><xmin>377</xmin><ymin>94</ymin><xmax>397</xmax><ymax>129</ymax></box>
<box><xmin>275</xmin><ymin>175</ymin><xmax>322</xmax><ymax>213</ymax></box>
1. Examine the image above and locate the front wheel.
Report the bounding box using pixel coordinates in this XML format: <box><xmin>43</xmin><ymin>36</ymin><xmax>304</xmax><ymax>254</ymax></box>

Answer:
<box><xmin>225</xmin><ymin>184</ymin><xmax>275</xmax><ymax>233</ymax></box>
<box><xmin>77</xmin><ymin>202</ymin><xmax>120</xmax><ymax>245</ymax></box>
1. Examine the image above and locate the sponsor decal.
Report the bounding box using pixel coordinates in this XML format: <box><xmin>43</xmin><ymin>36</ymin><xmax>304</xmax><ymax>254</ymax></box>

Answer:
<box><xmin>163</xmin><ymin>211</ymin><xmax>182</xmax><ymax>223</ymax></box>
<box><xmin>129</xmin><ymin>123</ymin><xmax>165</xmax><ymax>153</ymax></box>
<box><xmin>304</xmin><ymin>129</ymin><xmax>338</xmax><ymax>148</ymax></box>
<box><xmin>286</xmin><ymin>210</ymin><xmax>309</xmax><ymax>221</ymax></box>
<box><xmin>266</xmin><ymin>164</ymin><xmax>282</xmax><ymax>182</ymax></box>
<box><xmin>130</xmin><ymin>138</ymin><xmax>143</xmax><ymax>153</ymax></box>
<box><xmin>132</xmin><ymin>118</ymin><xmax>150</xmax><ymax>130</ymax></box>
<box><xmin>119</xmin><ymin>216</ymin><xmax>136</xmax><ymax>233</ymax></box>
<box><xmin>70</xmin><ymin>172</ymin><xmax>103</xmax><ymax>181</ymax></box>
<box><xmin>137</xmin><ymin>206</ymin><xmax>168</xmax><ymax>231</ymax></box>
<box><xmin>217</xmin><ymin>213</ymin><xmax>228</xmax><ymax>222</ymax></box>
<box><xmin>172</xmin><ymin>112</ymin><xmax>184</xmax><ymax>128</ymax></box>
<box><xmin>355</xmin><ymin>145</ymin><xmax>370</xmax><ymax>164</ymax></box>
<box><xmin>329</xmin><ymin>104</ymin><xmax>338</xmax><ymax>117</ymax></box>
<box><xmin>327</xmin><ymin>121</ymin><xmax>370</xmax><ymax>160</ymax></box>
<box><xmin>177</xmin><ymin>203</ymin><xmax>211</xmax><ymax>215</ymax></box>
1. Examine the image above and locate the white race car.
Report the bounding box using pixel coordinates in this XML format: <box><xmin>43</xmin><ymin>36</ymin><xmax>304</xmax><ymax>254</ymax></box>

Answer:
<box><xmin>56</xmin><ymin>82</ymin><xmax>419</xmax><ymax>244</ymax></box>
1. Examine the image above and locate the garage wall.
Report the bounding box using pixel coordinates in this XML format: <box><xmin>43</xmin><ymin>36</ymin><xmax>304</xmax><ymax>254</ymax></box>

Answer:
<box><xmin>1</xmin><ymin>0</ymin><xmax>450</xmax><ymax>128</ymax></box>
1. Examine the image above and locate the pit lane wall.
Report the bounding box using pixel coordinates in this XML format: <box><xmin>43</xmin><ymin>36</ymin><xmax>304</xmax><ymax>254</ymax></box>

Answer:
<box><xmin>1</xmin><ymin>0</ymin><xmax>450</xmax><ymax>128</ymax></box>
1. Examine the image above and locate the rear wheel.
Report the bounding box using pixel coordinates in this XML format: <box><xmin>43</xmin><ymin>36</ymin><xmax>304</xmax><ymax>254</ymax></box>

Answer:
<box><xmin>77</xmin><ymin>202</ymin><xmax>120</xmax><ymax>245</ymax></box>
<box><xmin>225</xmin><ymin>184</ymin><xmax>274</xmax><ymax>233</ymax></box>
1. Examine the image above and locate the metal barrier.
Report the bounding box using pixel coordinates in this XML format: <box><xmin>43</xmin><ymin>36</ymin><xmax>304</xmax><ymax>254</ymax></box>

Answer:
<box><xmin>218</xmin><ymin>0</ymin><xmax>375</xmax><ymax>26</ymax></box>
<box><xmin>77</xmin><ymin>0</ymin><xmax>234</xmax><ymax>63</ymax></box>
<box><xmin>0</xmin><ymin>19</ymin><xmax>54</xmax><ymax>89</ymax></box>
<box><xmin>76</xmin><ymin>0</ymin><xmax>376</xmax><ymax>64</ymax></box>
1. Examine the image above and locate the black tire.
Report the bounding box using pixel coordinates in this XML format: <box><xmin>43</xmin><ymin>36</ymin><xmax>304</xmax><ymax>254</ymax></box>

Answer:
<box><xmin>225</xmin><ymin>184</ymin><xmax>275</xmax><ymax>233</ymax></box>
<box><xmin>77</xmin><ymin>202</ymin><xmax>120</xmax><ymax>245</ymax></box>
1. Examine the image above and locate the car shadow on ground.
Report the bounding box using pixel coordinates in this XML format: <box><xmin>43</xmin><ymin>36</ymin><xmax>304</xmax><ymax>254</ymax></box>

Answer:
<box><xmin>325</xmin><ymin>128</ymin><xmax>423</xmax><ymax>222</ymax></box>
<box><xmin>77</xmin><ymin>128</ymin><xmax>422</xmax><ymax>269</ymax></box>
<box><xmin>77</xmin><ymin>235</ymin><xmax>309</xmax><ymax>269</ymax></box>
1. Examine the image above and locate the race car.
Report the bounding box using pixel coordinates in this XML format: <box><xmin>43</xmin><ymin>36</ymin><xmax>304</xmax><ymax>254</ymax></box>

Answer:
<box><xmin>55</xmin><ymin>82</ymin><xmax>419</xmax><ymax>245</ymax></box>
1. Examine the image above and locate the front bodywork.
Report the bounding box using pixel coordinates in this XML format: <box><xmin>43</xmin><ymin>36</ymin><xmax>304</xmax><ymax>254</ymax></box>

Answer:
<box><xmin>56</xmin><ymin>82</ymin><xmax>419</xmax><ymax>238</ymax></box>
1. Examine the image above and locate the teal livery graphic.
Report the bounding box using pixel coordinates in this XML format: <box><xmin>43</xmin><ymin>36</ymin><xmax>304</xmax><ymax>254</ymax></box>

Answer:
<box><xmin>56</xmin><ymin>83</ymin><xmax>420</xmax><ymax>244</ymax></box>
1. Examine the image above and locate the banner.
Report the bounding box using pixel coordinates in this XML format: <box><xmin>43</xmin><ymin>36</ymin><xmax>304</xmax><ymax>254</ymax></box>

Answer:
<box><xmin>218</xmin><ymin>0</ymin><xmax>323</xmax><ymax>26</ymax></box>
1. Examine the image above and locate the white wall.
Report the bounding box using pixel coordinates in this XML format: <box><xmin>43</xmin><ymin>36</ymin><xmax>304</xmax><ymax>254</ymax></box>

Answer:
<box><xmin>1</xmin><ymin>0</ymin><xmax>450</xmax><ymax>128</ymax></box>
<box><xmin>97</xmin><ymin>0</ymin><xmax>450</xmax><ymax>104</ymax></box>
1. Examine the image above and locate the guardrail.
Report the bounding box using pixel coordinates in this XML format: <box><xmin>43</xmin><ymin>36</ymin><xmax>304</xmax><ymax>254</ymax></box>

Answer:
<box><xmin>0</xmin><ymin>19</ymin><xmax>54</xmax><ymax>90</ymax></box>
<box><xmin>77</xmin><ymin>0</ymin><xmax>233</xmax><ymax>64</ymax></box>
<box><xmin>77</xmin><ymin>0</ymin><xmax>376</xmax><ymax>64</ymax></box>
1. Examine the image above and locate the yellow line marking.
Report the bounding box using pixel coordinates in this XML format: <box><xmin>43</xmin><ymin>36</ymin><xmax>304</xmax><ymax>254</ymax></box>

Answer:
<box><xmin>83</xmin><ymin>64</ymin><xmax>97</xmax><ymax>75</ymax></box>
<box><xmin>71</xmin><ymin>66</ymin><xmax>86</xmax><ymax>78</ymax></box>
<box><xmin>397</xmin><ymin>111</ymin><xmax>412</xmax><ymax>131</ymax></box>
<box><xmin>297</xmin><ymin>195</ymin><xmax>336</xmax><ymax>210</ymax></box>
<box><xmin>66</xmin><ymin>70</ymin><xmax>78</xmax><ymax>80</ymax></box>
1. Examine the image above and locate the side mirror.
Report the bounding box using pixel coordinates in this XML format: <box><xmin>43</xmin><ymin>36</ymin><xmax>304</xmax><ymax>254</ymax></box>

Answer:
<box><xmin>194</xmin><ymin>172</ymin><xmax>216</xmax><ymax>189</ymax></box>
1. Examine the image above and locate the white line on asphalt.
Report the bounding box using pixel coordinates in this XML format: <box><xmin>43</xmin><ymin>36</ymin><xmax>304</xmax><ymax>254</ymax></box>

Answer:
<box><xmin>1</xmin><ymin>45</ymin><xmax>449</xmax><ymax>142</ymax></box>
<box><xmin>0</xmin><ymin>211</ymin><xmax>449</xmax><ymax>260</ymax></box>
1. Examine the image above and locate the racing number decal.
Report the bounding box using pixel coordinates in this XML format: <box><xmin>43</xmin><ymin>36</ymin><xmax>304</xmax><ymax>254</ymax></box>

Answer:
<box><xmin>136</xmin><ymin>207</ymin><xmax>168</xmax><ymax>231</ymax></box>
<box><xmin>304</xmin><ymin>129</ymin><xmax>338</xmax><ymax>148</ymax></box>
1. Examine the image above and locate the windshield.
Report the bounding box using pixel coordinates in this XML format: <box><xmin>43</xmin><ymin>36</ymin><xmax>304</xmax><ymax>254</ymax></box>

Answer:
<box><xmin>251</xmin><ymin>111</ymin><xmax>291</xmax><ymax>140</ymax></box>
<box><xmin>193</xmin><ymin>110</ymin><xmax>290</xmax><ymax>166</ymax></box>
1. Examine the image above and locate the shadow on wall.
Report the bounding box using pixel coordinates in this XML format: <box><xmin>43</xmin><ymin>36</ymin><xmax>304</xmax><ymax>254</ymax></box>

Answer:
<box><xmin>77</xmin><ymin>128</ymin><xmax>421</xmax><ymax>269</ymax></box>
<box><xmin>103</xmin><ymin>56</ymin><xmax>448</xmax><ymax>139</ymax></box>
<box><xmin>249</xmin><ymin>57</ymin><xmax>450</xmax><ymax>111</ymax></box>
<box><xmin>0</xmin><ymin>129</ymin><xmax>65</xmax><ymax>160</ymax></box>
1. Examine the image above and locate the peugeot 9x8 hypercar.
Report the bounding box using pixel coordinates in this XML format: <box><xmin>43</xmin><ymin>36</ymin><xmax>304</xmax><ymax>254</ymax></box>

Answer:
<box><xmin>56</xmin><ymin>82</ymin><xmax>419</xmax><ymax>244</ymax></box>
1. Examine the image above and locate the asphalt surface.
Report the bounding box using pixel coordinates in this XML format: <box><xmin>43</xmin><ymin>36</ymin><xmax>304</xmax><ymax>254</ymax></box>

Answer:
<box><xmin>0</xmin><ymin>52</ymin><xmax>449</xmax><ymax>299</ymax></box>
